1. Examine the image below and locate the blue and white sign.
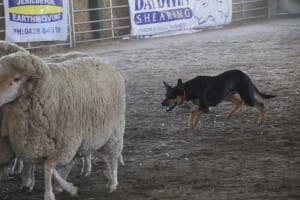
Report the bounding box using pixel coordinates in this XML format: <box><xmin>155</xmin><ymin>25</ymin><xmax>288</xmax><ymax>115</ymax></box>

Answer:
<box><xmin>129</xmin><ymin>0</ymin><xmax>232</xmax><ymax>38</ymax></box>
<box><xmin>4</xmin><ymin>0</ymin><xmax>69</xmax><ymax>42</ymax></box>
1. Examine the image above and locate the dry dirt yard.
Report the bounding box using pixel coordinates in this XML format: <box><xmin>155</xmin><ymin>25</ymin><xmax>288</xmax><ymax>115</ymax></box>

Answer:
<box><xmin>0</xmin><ymin>16</ymin><xmax>299</xmax><ymax>200</ymax></box>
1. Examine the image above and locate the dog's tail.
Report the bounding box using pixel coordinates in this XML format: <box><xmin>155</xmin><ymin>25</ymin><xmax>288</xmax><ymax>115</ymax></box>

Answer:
<box><xmin>254</xmin><ymin>85</ymin><xmax>276</xmax><ymax>99</ymax></box>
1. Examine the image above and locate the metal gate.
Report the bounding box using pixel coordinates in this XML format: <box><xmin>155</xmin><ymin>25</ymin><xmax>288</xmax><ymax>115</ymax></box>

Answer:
<box><xmin>70</xmin><ymin>0</ymin><xmax>130</xmax><ymax>46</ymax></box>
<box><xmin>232</xmin><ymin>0</ymin><xmax>268</xmax><ymax>22</ymax></box>
<box><xmin>0</xmin><ymin>0</ymin><xmax>280</xmax><ymax>50</ymax></box>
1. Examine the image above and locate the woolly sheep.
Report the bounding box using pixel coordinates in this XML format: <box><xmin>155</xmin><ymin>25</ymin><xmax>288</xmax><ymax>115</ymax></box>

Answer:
<box><xmin>0</xmin><ymin>51</ymin><xmax>126</xmax><ymax>200</ymax></box>
<box><xmin>0</xmin><ymin>42</ymin><xmax>93</xmax><ymax>192</ymax></box>
<box><xmin>18</xmin><ymin>51</ymin><xmax>95</xmax><ymax>192</ymax></box>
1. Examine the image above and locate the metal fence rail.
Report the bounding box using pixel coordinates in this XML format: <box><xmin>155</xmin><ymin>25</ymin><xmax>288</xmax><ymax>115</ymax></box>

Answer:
<box><xmin>71</xmin><ymin>2</ymin><xmax>130</xmax><ymax>46</ymax></box>
<box><xmin>232</xmin><ymin>0</ymin><xmax>268</xmax><ymax>22</ymax></box>
<box><xmin>0</xmin><ymin>0</ymin><xmax>278</xmax><ymax>50</ymax></box>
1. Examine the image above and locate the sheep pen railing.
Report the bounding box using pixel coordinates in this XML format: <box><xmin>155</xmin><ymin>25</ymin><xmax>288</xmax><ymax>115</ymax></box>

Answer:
<box><xmin>0</xmin><ymin>0</ymin><xmax>295</xmax><ymax>50</ymax></box>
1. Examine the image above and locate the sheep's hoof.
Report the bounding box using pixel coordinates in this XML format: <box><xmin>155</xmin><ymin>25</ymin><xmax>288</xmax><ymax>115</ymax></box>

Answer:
<box><xmin>27</xmin><ymin>185</ymin><xmax>34</xmax><ymax>193</ymax></box>
<box><xmin>19</xmin><ymin>185</ymin><xmax>25</xmax><ymax>193</ymax></box>
<box><xmin>70</xmin><ymin>190</ymin><xmax>80</xmax><ymax>199</ymax></box>
<box><xmin>19</xmin><ymin>183</ymin><xmax>34</xmax><ymax>193</ymax></box>
<box><xmin>53</xmin><ymin>186</ymin><xmax>63</xmax><ymax>194</ymax></box>
<box><xmin>108</xmin><ymin>184</ymin><xmax>118</xmax><ymax>193</ymax></box>
<box><xmin>103</xmin><ymin>170</ymin><xmax>109</xmax><ymax>179</ymax></box>
<box><xmin>83</xmin><ymin>171</ymin><xmax>91</xmax><ymax>177</ymax></box>
<box><xmin>70</xmin><ymin>185</ymin><xmax>78</xmax><ymax>197</ymax></box>
<box><xmin>44</xmin><ymin>192</ymin><xmax>55</xmax><ymax>200</ymax></box>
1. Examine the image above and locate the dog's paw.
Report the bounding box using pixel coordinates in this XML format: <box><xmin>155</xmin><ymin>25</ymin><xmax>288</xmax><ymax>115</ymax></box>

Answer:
<box><xmin>183</xmin><ymin>127</ymin><xmax>194</xmax><ymax>132</ymax></box>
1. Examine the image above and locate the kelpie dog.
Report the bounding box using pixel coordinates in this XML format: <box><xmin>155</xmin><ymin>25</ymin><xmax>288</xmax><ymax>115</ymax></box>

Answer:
<box><xmin>162</xmin><ymin>70</ymin><xmax>276</xmax><ymax>130</ymax></box>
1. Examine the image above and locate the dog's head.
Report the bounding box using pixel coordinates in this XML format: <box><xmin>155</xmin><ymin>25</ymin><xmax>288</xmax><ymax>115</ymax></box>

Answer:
<box><xmin>161</xmin><ymin>79</ymin><xmax>185</xmax><ymax>111</ymax></box>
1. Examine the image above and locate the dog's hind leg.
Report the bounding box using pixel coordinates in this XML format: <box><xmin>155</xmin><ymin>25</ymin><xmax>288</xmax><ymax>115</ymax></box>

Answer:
<box><xmin>237</xmin><ymin>86</ymin><xmax>266</xmax><ymax>125</ymax></box>
<box><xmin>225</xmin><ymin>94</ymin><xmax>243</xmax><ymax>118</ymax></box>
<box><xmin>254</xmin><ymin>101</ymin><xmax>265</xmax><ymax>125</ymax></box>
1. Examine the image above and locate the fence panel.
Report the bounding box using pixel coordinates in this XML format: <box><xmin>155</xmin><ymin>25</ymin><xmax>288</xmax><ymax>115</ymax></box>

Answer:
<box><xmin>232</xmin><ymin>0</ymin><xmax>268</xmax><ymax>22</ymax></box>
<box><xmin>71</xmin><ymin>0</ymin><xmax>130</xmax><ymax>46</ymax></box>
<box><xmin>0</xmin><ymin>0</ymin><xmax>284</xmax><ymax>50</ymax></box>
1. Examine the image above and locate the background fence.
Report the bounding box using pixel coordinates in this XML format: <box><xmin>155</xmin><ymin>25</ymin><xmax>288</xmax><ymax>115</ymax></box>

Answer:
<box><xmin>0</xmin><ymin>0</ymin><xmax>297</xmax><ymax>50</ymax></box>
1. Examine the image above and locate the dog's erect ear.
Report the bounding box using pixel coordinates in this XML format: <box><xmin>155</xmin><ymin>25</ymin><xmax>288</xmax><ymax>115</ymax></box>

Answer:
<box><xmin>177</xmin><ymin>79</ymin><xmax>184</xmax><ymax>89</ymax></box>
<box><xmin>163</xmin><ymin>81</ymin><xmax>172</xmax><ymax>89</ymax></box>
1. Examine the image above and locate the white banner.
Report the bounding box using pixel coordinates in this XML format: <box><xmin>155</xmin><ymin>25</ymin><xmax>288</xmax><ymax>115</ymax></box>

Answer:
<box><xmin>4</xmin><ymin>0</ymin><xmax>69</xmax><ymax>42</ymax></box>
<box><xmin>128</xmin><ymin>0</ymin><xmax>232</xmax><ymax>38</ymax></box>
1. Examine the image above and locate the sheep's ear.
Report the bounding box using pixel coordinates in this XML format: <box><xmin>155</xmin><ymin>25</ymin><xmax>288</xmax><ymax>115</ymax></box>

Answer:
<box><xmin>163</xmin><ymin>81</ymin><xmax>172</xmax><ymax>89</ymax></box>
<box><xmin>0</xmin><ymin>41</ymin><xmax>29</xmax><ymax>55</ymax></box>
<box><xmin>6</xmin><ymin>53</ymin><xmax>37</xmax><ymax>77</ymax></box>
<box><xmin>177</xmin><ymin>79</ymin><xmax>184</xmax><ymax>89</ymax></box>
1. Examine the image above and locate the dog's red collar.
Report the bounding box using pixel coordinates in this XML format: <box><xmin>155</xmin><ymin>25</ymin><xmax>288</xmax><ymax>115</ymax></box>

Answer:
<box><xmin>181</xmin><ymin>90</ymin><xmax>187</xmax><ymax>104</ymax></box>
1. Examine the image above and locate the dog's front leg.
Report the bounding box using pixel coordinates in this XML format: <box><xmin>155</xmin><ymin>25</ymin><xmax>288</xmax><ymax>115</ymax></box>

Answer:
<box><xmin>188</xmin><ymin>110</ymin><xmax>195</xmax><ymax>130</ymax></box>
<box><xmin>188</xmin><ymin>109</ymin><xmax>202</xmax><ymax>130</ymax></box>
<box><xmin>193</xmin><ymin>110</ymin><xmax>202</xmax><ymax>128</ymax></box>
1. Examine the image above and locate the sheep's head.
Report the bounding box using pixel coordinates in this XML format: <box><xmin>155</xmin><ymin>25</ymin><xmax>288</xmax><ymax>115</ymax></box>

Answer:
<box><xmin>0</xmin><ymin>52</ymin><xmax>40</xmax><ymax>106</ymax></box>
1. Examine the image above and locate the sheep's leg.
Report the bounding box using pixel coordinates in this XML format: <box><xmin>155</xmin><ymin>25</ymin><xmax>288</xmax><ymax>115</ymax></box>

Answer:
<box><xmin>83</xmin><ymin>154</ymin><xmax>92</xmax><ymax>177</ymax></box>
<box><xmin>101</xmin><ymin>138</ymin><xmax>123</xmax><ymax>193</ymax></box>
<box><xmin>0</xmin><ymin>164</ymin><xmax>10</xmax><ymax>180</ymax></box>
<box><xmin>53</xmin><ymin>159</ymin><xmax>76</xmax><ymax>194</ymax></box>
<box><xmin>80</xmin><ymin>157</ymin><xmax>85</xmax><ymax>176</ymax></box>
<box><xmin>53</xmin><ymin>169</ymin><xmax>78</xmax><ymax>197</ymax></box>
<box><xmin>119</xmin><ymin>154</ymin><xmax>125</xmax><ymax>166</ymax></box>
<box><xmin>80</xmin><ymin>154</ymin><xmax>92</xmax><ymax>177</ymax></box>
<box><xmin>11</xmin><ymin>158</ymin><xmax>18</xmax><ymax>173</ymax></box>
<box><xmin>16</xmin><ymin>159</ymin><xmax>24</xmax><ymax>174</ymax></box>
<box><xmin>20</xmin><ymin>163</ymin><xmax>35</xmax><ymax>192</ymax></box>
<box><xmin>103</xmin><ymin>153</ymin><xmax>119</xmax><ymax>193</ymax></box>
<box><xmin>11</xmin><ymin>159</ymin><xmax>23</xmax><ymax>174</ymax></box>
<box><xmin>44</xmin><ymin>161</ymin><xmax>55</xmax><ymax>200</ymax></box>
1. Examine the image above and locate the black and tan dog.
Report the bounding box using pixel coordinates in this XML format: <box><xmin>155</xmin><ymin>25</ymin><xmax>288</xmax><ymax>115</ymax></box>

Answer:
<box><xmin>162</xmin><ymin>70</ymin><xmax>276</xmax><ymax>130</ymax></box>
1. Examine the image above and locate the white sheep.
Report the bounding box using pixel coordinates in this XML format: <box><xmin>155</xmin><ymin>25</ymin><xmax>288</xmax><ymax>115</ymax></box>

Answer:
<box><xmin>0</xmin><ymin>51</ymin><xmax>126</xmax><ymax>200</ymax></box>
<box><xmin>0</xmin><ymin>42</ymin><xmax>94</xmax><ymax>192</ymax></box>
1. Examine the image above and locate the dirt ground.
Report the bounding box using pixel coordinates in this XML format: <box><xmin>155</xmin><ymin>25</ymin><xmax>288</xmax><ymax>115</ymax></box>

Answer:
<box><xmin>0</xmin><ymin>16</ymin><xmax>299</xmax><ymax>200</ymax></box>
